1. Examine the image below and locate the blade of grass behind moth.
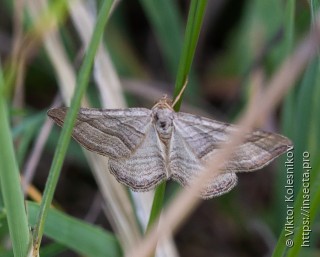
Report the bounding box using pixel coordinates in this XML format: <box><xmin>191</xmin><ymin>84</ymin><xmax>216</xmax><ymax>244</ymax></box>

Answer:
<box><xmin>146</xmin><ymin>0</ymin><xmax>208</xmax><ymax>243</ymax></box>
<box><xmin>31</xmin><ymin>0</ymin><xmax>114</xmax><ymax>251</ymax></box>
<box><xmin>0</xmin><ymin>64</ymin><xmax>31</xmax><ymax>256</ymax></box>
<box><xmin>173</xmin><ymin>0</ymin><xmax>207</xmax><ymax>110</ymax></box>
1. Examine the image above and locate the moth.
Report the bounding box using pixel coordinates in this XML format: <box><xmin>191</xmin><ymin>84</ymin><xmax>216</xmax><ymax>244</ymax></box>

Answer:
<box><xmin>48</xmin><ymin>96</ymin><xmax>292</xmax><ymax>199</ymax></box>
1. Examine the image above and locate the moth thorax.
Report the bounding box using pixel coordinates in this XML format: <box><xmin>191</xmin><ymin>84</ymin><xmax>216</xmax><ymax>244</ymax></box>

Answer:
<box><xmin>153</xmin><ymin>107</ymin><xmax>174</xmax><ymax>142</ymax></box>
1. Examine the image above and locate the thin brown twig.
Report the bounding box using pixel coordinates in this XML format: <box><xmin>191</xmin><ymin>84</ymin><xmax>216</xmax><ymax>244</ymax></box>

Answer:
<box><xmin>128</xmin><ymin>17</ymin><xmax>320</xmax><ymax>257</ymax></box>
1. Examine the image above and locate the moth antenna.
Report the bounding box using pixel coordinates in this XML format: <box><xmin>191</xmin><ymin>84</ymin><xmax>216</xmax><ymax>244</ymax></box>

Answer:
<box><xmin>172</xmin><ymin>78</ymin><xmax>188</xmax><ymax>108</ymax></box>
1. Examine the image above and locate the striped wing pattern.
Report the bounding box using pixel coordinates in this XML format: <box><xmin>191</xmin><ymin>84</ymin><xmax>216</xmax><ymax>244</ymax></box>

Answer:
<box><xmin>169</xmin><ymin>112</ymin><xmax>291</xmax><ymax>198</ymax></box>
<box><xmin>48</xmin><ymin>106</ymin><xmax>292</xmax><ymax>199</ymax></box>
<box><xmin>48</xmin><ymin>107</ymin><xmax>166</xmax><ymax>191</ymax></box>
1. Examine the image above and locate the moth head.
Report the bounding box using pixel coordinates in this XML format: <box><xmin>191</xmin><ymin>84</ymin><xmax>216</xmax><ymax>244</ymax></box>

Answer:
<box><xmin>152</xmin><ymin>107</ymin><xmax>174</xmax><ymax>135</ymax></box>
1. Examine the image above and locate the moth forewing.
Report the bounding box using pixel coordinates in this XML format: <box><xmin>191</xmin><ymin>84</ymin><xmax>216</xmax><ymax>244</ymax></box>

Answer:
<box><xmin>48</xmin><ymin>107</ymin><xmax>153</xmax><ymax>159</ymax></box>
<box><xmin>173</xmin><ymin>111</ymin><xmax>292</xmax><ymax>171</ymax></box>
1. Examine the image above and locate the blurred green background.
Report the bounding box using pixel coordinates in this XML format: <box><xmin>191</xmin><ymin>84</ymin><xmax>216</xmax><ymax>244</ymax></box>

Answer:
<box><xmin>0</xmin><ymin>0</ymin><xmax>319</xmax><ymax>256</ymax></box>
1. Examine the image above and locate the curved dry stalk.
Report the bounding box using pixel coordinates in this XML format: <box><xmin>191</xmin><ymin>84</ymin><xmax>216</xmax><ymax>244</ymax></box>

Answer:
<box><xmin>128</xmin><ymin>17</ymin><xmax>320</xmax><ymax>257</ymax></box>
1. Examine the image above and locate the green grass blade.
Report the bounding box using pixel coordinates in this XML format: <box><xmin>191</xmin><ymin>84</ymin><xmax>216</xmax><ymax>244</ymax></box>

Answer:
<box><xmin>173</xmin><ymin>0</ymin><xmax>207</xmax><ymax>110</ymax></box>
<box><xmin>146</xmin><ymin>0</ymin><xmax>208</xmax><ymax>236</ymax></box>
<box><xmin>0</xmin><ymin>67</ymin><xmax>30</xmax><ymax>256</ymax></box>
<box><xmin>146</xmin><ymin>182</ymin><xmax>166</xmax><ymax>232</ymax></box>
<box><xmin>32</xmin><ymin>0</ymin><xmax>115</xmax><ymax>250</ymax></box>
<box><xmin>28</xmin><ymin>202</ymin><xmax>122</xmax><ymax>257</ymax></box>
